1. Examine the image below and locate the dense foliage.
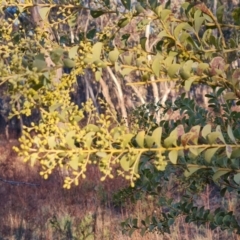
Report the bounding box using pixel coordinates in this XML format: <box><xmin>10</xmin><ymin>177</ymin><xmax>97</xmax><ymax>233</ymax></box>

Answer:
<box><xmin>1</xmin><ymin>0</ymin><xmax>240</xmax><ymax>237</ymax></box>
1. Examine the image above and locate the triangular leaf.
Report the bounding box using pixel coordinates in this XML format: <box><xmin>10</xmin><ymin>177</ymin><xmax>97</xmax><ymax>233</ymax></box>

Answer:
<box><xmin>213</xmin><ymin>170</ymin><xmax>229</xmax><ymax>182</ymax></box>
<box><xmin>167</xmin><ymin>64</ymin><xmax>180</xmax><ymax>78</ymax></box>
<box><xmin>136</xmin><ymin>131</ymin><xmax>145</xmax><ymax>148</ymax></box>
<box><xmin>227</xmin><ymin>125</ymin><xmax>236</xmax><ymax>143</ymax></box>
<box><xmin>152</xmin><ymin>127</ymin><xmax>162</xmax><ymax>147</ymax></box>
<box><xmin>120</xmin><ymin>155</ymin><xmax>129</xmax><ymax>171</ymax></box>
<box><xmin>207</xmin><ymin>132</ymin><xmax>220</xmax><ymax>144</ymax></box>
<box><xmin>189</xmin><ymin>125</ymin><xmax>200</xmax><ymax>145</ymax></box>
<box><xmin>39</xmin><ymin>7</ymin><xmax>50</xmax><ymax>20</ymax></box>
<box><xmin>121</xmin><ymin>134</ymin><xmax>134</xmax><ymax>148</ymax></box>
<box><xmin>66</xmin><ymin>131</ymin><xmax>76</xmax><ymax>149</ymax></box>
<box><xmin>202</xmin><ymin>124</ymin><xmax>211</xmax><ymax>139</ymax></box>
<box><xmin>216</xmin><ymin>125</ymin><xmax>226</xmax><ymax>144</ymax></box>
<box><xmin>169</xmin><ymin>150</ymin><xmax>178</xmax><ymax>164</ymax></box>
<box><xmin>69</xmin><ymin>155</ymin><xmax>79</xmax><ymax>170</ymax></box>
<box><xmin>68</xmin><ymin>45</ymin><xmax>78</xmax><ymax>59</ymax></box>
<box><xmin>90</xmin><ymin>10</ymin><xmax>106</xmax><ymax>18</ymax></box>
<box><xmin>184</xmin><ymin>77</ymin><xmax>195</xmax><ymax>91</ymax></box>
<box><xmin>204</xmin><ymin>147</ymin><xmax>219</xmax><ymax>163</ymax></box>
<box><xmin>226</xmin><ymin>145</ymin><xmax>232</xmax><ymax>159</ymax></box>
<box><xmin>47</xmin><ymin>136</ymin><xmax>56</xmax><ymax>149</ymax></box>
<box><xmin>109</xmin><ymin>49</ymin><xmax>119</xmax><ymax>63</ymax></box>
<box><xmin>92</xmin><ymin>42</ymin><xmax>103</xmax><ymax>61</ymax></box>
<box><xmin>145</xmin><ymin>135</ymin><xmax>155</xmax><ymax>148</ymax></box>
<box><xmin>194</xmin><ymin>16</ymin><xmax>205</xmax><ymax>34</ymax></box>
<box><xmin>233</xmin><ymin>173</ymin><xmax>240</xmax><ymax>185</ymax></box>
<box><xmin>184</xmin><ymin>166</ymin><xmax>201</xmax><ymax>178</ymax></box>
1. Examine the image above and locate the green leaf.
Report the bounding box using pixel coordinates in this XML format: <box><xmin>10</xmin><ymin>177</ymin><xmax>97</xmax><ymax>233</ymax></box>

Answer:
<box><xmin>216</xmin><ymin>5</ymin><xmax>224</xmax><ymax>23</ymax></box>
<box><xmin>233</xmin><ymin>173</ymin><xmax>240</xmax><ymax>185</ymax></box>
<box><xmin>118</xmin><ymin>18</ymin><xmax>130</xmax><ymax>28</ymax></box>
<box><xmin>50</xmin><ymin>48</ymin><xmax>64</xmax><ymax>64</ymax></box>
<box><xmin>94</xmin><ymin>60</ymin><xmax>107</xmax><ymax>68</ymax></box>
<box><xmin>33</xmin><ymin>59</ymin><xmax>47</xmax><ymax>71</ymax></box>
<box><xmin>47</xmin><ymin>136</ymin><xmax>56</xmax><ymax>149</ymax></box>
<box><xmin>133</xmin><ymin>157</ymin><xmax>140</xmax><ymax>174</ymax></box>
<box><xmin>226</xmin><ymin>145</ymin><xmax>232</xmax><ymax>159</ymax></box>
<box><xmin>155</xmin><ymin>5</ymin><xmax>163</xmax><ymax>17</ymax></box>
<box><xmin>95</xmin><ymin>70</ymin><xmax>102</xmax><ymax>81</ymax></box>
<box><xmin>151</xmin><ymin>55</ymin><xmax>161</xmax><ymax>77</ymax></box>
<box><xmin>181</xmin><ymin>133</ymin><xmax>193</xmax><ymax>146</ymax></box>
<box><xmin>164</xmin><ymin>136</ymin><xmax>177</xmax><ymax>148</ymax></box>
<box><xmin>135</xmin><ymin>3</ymin><xmax>145</xmax><ymax>14</ymax></box>
<box><xmin>115</xmin><ymin>62</ymin><xmax>121</xmax><ymax>72</ymax></box>
<box><xmin>121</xmin><ymin>134</ymin><xmax>134</xmax><ymax>148</ymax></box>
<box><xmin>167</xmin><ymin>64</ymin><xmax>180</xmax><ymax>78</ymax></box>
<box><xmin>120</xmin><ymin>68</ymin><xmax>133</xmax><ymax>76</ymax></box>
<box><xmin>204</xmin><ymin>147</ymin><xmax>219</xmax><ymax>163</ymax></box>
<box><xmin>68</xmin><ymin>13</ymin><xmax>77</xmax><ymax>27</ymax></box>
<box><xmin>86</xmin><ymin>29</ymin><xmax>97</xmax><ymax>39</ymax></box>
<box><xmin>63</xmin><ymin>58</ymin><xmax>76</xmax><ymax>68</ymax></box>
<box><xmin>68</xmin><ymin>45</ymin><xmax>78</xmax><ymax>59</ymax></box>
<box><xmin>120</xmin><ymin>155</ymin><xmax>129</xmax><ymax>171</ymax></box>
<box><xmin>227</xmin><ymin>125</ymin><xmax>236</xmax><ymax>143</ymax></box>
<box><xmin>84</xmin><ymin>132</ymin><xmax>95</xmax><ymax>149</ymax></box>
<box><xmin>66</xmin><ymin>131</ymin><xmax>76</xmax><ymax>149</ymax></box>
<box><xmin>90</xmin><ymin>10</ymin><xmax>106</xmax><ymax>18</ymax></box>
<box><xmin>203</xmin><ymin>13</ymin><xmax>213</xmax><ymax>23</ymax></box>
<box><xmin>144</xmin><ymin>135</ymin><xmax>155</xmax><ymax>148</ymax></box>
<box><xmin>124</xmin><ymin>54</ymin><xmax>133</xmax><ymax>65</ymax></box>
<box><xmin>160</xmin><ymin>9</ymin><xmax>171</xmax><ymax>21</ymax></box>
<box><xmin>39</xmin><ymin>7</ymin><xmax>50</xmax><ymax>20</ymax></box>
<box><xmin>140</xmin><ymin>37</ymin><xmax>147</xmax><ymax>51</ymax></box>
<box><xmin>232</xmin><ymin>7</ymin><xmax>240</xmax><ymax>25</ymax></box>
<box><xmin>83</xmin><ymin>54</ymin><xmax>94</xmax><ymax>64</ymax></box>
<box><xmin>30</xmin><ymin>153</ymin><xmax>38</xmax><ymax>167</ymax></box>
<box><xmin>169</xmin><ymin>150</ymin><xmax>178</xmax><ymax>164</ymax></box>
<box><xmin>149</xmin><ymin>0</ymin><xmax>157</xmax><ymax>9</ymax></box>
<box><xmin>202</xmin><ymin>124</ymin><xmax>211</xmax><ymax>139</ymax></box>
<box><xmin>184</xmin><ymin>166</ymin><xmax>201</xmax><ymax>178</ymax></box>
<box><xmin>157</xmin><ymin>30</ymin><xmax>169</xmax><ymax>39</ymax></box>
<box><xmin>174</xmin><ymin>22</ymin><xmax>192</xmax><ymax>39</ymax></box>
<box><xmin>92</xmin><ymin>42</ymin><xmax>103</xmax><ymax>61</ymax></box>
<box><xmin>152</xmin><ymin>127</ymin><xmax>162</xmax><ymax>147</ymax></box>
<box><xmin>213</xmin><ymin>170</ymin><xmax>229</xmax><ymax>182</ymax></box>
<box><xmin>136</xmin><ymin>131</ymin><xmax>145</xmax><ymax>148</ymax></box>
<box><xmin>216</xmin><ymin>125</ymin><xmax>226</xmax><ymax>144</ymax></box>
<box><xmin>189</xmin><ymin>147</ymin><xmax>205</xmax><ymax>157</ymax></box>
<box><xmin>223</xmin><ymin>92</ymin><xmax>237</xmax><ymax>101</ymax></box>
<box><xmin>190</xmin><ymin>125</ymin><xmax>200</xmax><ymax>145</ymax></box>
<box><xmin>96</xmin><ymin>152</ymin><xmax>108</xmax><ymax>158</ymax></box>
<box><xmin>194</xmin><ymin>16</ymin><xmax>205</xmax><ymax>34</ymax></box>
<box><xmin>85</xmin><ymin>124</ymin><xmax>99</xmax><ymax>132</ymax></box>
<box><xmin>207</xmin><ymin>132</ymin><xmax>220</xmax><ymax>144</ymax></box>
<box><xmin>180</xmin><ymin>68</ymin><xmax>191</xmax><ymax>81</ymax></box>
<box><xmin>231</xmin><ymin>149</ymin><xmax>240</xmax><ymax>158</ymax></box>
<box><xmin>69</xmin><ymin>155</ymin><xmax>79</xmax><ymax>170</ymax></box>
<box><xmin>109</xmin><ymin>48</ymin><xmax>119</xmax><ymax>63</ymax></box>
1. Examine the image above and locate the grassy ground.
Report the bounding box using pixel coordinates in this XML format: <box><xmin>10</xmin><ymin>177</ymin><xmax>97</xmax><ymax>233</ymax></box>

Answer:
<box><xmin>0</xmin><ymin>137</ymin><xmax>240</xmax><ymax>240</ymax></box>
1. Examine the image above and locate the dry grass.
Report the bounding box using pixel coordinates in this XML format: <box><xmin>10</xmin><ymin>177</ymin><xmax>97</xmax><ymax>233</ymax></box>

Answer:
<box><xmin>0</xmin><ymin>138</ymin><xmax>239</xmax><ymax>240</ymax></box>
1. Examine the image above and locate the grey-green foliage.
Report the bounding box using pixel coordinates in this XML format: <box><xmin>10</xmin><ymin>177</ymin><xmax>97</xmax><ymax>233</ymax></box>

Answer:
<box><xmin>49</xmin><ymin>214</ymin><xmax>95</xmax><ymax>240</ymax></box>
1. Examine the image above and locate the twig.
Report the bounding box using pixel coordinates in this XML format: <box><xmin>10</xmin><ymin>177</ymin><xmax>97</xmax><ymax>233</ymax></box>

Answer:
<box><xmin>0</xmin><ymin>177</ymin><xmax>40</xmax><ymax>186</ymax></box>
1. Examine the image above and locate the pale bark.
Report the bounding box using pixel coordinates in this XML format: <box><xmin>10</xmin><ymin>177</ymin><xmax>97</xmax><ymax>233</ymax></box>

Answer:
<box><xmin>106</xmin><ymin>67</ymin><xmax>128</xmax><ymax>126</ymax></box>
<box><xmin>99</xmin><ymin>77</ymin><xmax>115</xmax><ymax>110</ymax></box>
